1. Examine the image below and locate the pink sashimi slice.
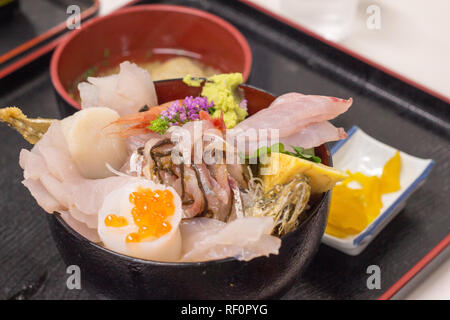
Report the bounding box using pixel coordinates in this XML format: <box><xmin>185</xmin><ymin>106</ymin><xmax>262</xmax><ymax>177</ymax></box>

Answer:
<box><xmin>279</xmin><ymin>121</ymin><xmax>348</xmax><ymax>151</ymax></box>
<box><xmin>234</xmin><ymin>92</ymin><xmax>352</xmax><ymax>139</ymax></box>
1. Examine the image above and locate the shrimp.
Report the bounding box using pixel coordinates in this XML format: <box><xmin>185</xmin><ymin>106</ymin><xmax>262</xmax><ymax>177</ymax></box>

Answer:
<box><xmin>199</xmin><ymin>110</ymin><xmax>226</xmax><ymax>132</ymax></box>
<box><xmin>110</xmin><ymin>100</ymin><xmax>182</xmax><ymax>137</ymax></box>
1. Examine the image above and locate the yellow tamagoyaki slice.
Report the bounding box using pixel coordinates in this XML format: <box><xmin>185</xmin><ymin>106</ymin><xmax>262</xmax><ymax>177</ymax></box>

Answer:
<box><xmin>260</xmin><ymin>152</ymin><xmax>348</xmax><ymax>195</ymax></box>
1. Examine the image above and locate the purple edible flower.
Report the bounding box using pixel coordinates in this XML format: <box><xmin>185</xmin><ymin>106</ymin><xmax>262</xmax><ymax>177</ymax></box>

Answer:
<box><xmin>178</xmin><ymin>112</ymin><xmax>187</xmax><ymax>123</ymax></box>
<box><xmin>239</xmin><ymin>99</ymin><xmax>248</xmax><ymax>111</ymax></box>
<box><xmin>159</xmin><ymin>96</ymin><xmax>214</xmax><ymax>126</ymax></box>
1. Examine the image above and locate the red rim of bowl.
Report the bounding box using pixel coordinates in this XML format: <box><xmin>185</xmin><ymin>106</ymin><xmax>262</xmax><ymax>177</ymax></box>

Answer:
<box><xmin>50</xmin><ymin>4</ymin><xmax>253</xmax><ymax>111</ymax></box>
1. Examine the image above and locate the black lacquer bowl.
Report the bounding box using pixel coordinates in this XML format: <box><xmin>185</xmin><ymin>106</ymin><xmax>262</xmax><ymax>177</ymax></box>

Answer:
<box><xmin>47</xmin><ymin>80</ymin><xmax>331</xmax><ymax>299</ymax></box>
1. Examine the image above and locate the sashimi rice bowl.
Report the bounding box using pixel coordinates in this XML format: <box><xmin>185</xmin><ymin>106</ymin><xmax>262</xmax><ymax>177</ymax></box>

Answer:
<box><xmin>3</xmin><ymin>61</ymin><xmax>353</xmax><ymax>298</ymax></box>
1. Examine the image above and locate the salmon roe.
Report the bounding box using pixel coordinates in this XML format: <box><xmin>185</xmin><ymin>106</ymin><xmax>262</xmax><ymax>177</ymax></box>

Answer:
<box><xmin>125</xmin><ymin>187</ymin><xmax>175</xmax><ymax>243</ymax></box>
<box><xmin>104</xmin><ymin>214</ymin><xmax>128</xmax><ymax>227</ymax></box>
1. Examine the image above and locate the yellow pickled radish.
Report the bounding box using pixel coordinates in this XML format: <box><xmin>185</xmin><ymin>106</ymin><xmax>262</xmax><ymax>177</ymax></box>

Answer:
<box><xmin>326</xmin><ymin>151</ymin><xmax>402</xmax><ymax>238</ymax></box>
<box><xmin>325</xmin><ymin>223</ymin><xmax>360</xmax><ymax>238</ymax></box>
<box><xmin>380</xmin><ymin>151</ymin><xmax>401</xmax><ymax>194</ymax></box>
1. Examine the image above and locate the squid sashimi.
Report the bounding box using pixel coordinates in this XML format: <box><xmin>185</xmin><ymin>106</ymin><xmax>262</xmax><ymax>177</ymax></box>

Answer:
<box><xmin>79</xmin><ymin>61</ymin><xmax>158</xmax><ymax>115</ymax></box>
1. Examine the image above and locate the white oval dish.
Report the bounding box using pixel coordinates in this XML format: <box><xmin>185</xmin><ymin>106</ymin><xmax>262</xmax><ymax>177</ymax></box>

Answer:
<box><xmin>322</xmin><ymin>126</ymin><xmax>435</xmax><ymax>256</ymax></box>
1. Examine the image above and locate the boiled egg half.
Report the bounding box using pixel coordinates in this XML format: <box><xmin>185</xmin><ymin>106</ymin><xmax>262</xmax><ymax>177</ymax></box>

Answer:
<box><xmin>98</xmin><ymin>179</ymin><xmax>182</xmax><ymax>261</ymax></box>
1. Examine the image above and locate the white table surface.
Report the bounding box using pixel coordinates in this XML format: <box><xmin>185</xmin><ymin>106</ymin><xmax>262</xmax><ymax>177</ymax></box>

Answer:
<box><xmin>99</xmin><ymin>0</ymin><xmax>450</xmax><ymax>300</ymax></box>
<box><xmin>248</xmin><ymin>0</ymin><xmax>450</xmax><ymax>101</ymax></box>
<box><xmin>99</xmin><ymin>0</ymin><xmax>131</xmax><ymax>15</ymax></box>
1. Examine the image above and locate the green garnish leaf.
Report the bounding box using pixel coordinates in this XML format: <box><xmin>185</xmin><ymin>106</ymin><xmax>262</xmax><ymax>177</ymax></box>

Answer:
<box><xmin>284</xmin><ymin>151</ymin><xmax>298</xmax><ymax>157</ymax></box>
<box><xmin>148</xmin><ymin>117</ymin><xmax>169</xmax><ymax>134</ymax></box>
<box><xmin>270</xmin><ymin>143</ymin><xmax>285</xmax><ymax>153</ymax></box>
<box><xmin>255</xmin><ymin>146</ymin><xmax>271</xmax><ymax>158</ymax></box>
<box><xmin>290</xmin><ymin>145</ymin><xmax>321</xmax><ymax>163</ymax></box>
<box><xmin>242</xmin><ymin>146</ymin><xmax>270</xmax><ymax>160</ymax></box>
<box><xmin>291</xmin><ymin>146</ymin><xmax>305</xmax><ymax>155</ymax></box>
<box><xmin>301</xmin><ymin>148</ymin><xmax>316</xmax><ymax>157</ymax></box>
<box><xmin>241</xmin><ymin>143</ymin><xmax>321</xmax><ymax>163</ymax></box>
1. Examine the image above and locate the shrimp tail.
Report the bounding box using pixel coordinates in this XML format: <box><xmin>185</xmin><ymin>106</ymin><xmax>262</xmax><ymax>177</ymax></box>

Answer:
<box><xmin>109</xmin><ymin>99</ymin><xmax>182</xmax><ymax>137</ymax></box>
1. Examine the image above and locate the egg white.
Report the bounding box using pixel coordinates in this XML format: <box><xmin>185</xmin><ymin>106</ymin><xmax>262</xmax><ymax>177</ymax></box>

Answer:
<box><xmin>98</xmin><ymin>179</ymin><xmax>182</xmax><ymax>262</ymax></box>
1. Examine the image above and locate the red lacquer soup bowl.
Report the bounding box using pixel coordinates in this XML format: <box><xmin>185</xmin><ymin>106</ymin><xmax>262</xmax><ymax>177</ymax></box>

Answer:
<box><xmin>50</xmin><ymin>4</ymin><xmax>252</xmax><ymax>117</ymax></box>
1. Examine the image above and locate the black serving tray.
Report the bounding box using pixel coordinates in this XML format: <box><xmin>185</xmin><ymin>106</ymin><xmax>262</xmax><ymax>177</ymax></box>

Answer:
<box><xmin>0</xmin><ymin>0</ymin><xmax>448</xmax><ymax>300</ymax></box>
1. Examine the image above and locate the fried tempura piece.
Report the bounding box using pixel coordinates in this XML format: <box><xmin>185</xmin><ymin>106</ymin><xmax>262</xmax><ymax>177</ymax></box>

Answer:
<box><xmin>0</xmin><ymin>107</ymin><xmax>53</xmax><ymax>144</ymax></box>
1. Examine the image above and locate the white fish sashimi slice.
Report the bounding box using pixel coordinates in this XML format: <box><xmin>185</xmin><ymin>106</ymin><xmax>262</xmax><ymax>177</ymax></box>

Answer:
<box><xmin>279</xmin><ymin>121</ymin><xmax>347</xmax><ymax>150</ymax></box>
<box><xmin>235</xmin><ymin>93</ymin><xmax>352</xmax><ymax>138</ymax></box>
<box><xmin>69</xmin><ymin>207</ymin><xmax>98</xmax><ymax>229</ymax></box>
<box><xmin>81</xmin><ymin>75</ymin><xmax>132</xmax><ymax>113</ymax></box>
<box><xmin>180</xmin><ymin>218</ymin><xmax>225</xmax><ymax>252</ymax></box>
<box><xmin>180</xmin><ymin>217</ymin><xmax>281</xmax><ymax>262</ymax></box>
<box><xmin>256</xmin><ymin>93</ymin><xmax>351</xmax><ymax>132</ymax></box>
<box><xmin>60</xmin><ymin>211</ymin><xmax>101</xmax><ymax>243</ymax></box>
<box><xmin>38</xmin><ymin>173</ymin><xmax>129</xmax><ymax>227</ymax></box>
<box><xmin>39</xmin><ymin>173</ymin><xmax>71</xmax><ymax>209</ymax></box>
<box><xmin>235</xmin><ymin>121</ymin><xmax>347</xmax><ymax>155</ymax></box>
<box><xmin>116</xmin><ymin>61</ymin><xmax>158</xmax><ymax>109</ymax></box>
<box><xmin>244</xmin><ymin>234</ymin><xmax>282</xmax><ymax>259</ymax></box>
<box><xmin>19</xmin><ymin>121</ymin><xmax>133</xmax><ymax>242</ymax></box>
<box><xmin>78</xmin><ymin>61</ymin><xmax>158</xmax><ymax>116</ymax></box>
<box><xmin>87</xmin><ymin>74</ymin><xmax>118</xmax><ymax>88</ymax></box>
<box><xmin>68</xmin><ymin>177</ymin><xmax>131</xmax><ymax>216</ymax></box>
<box><xmin>21</xmin><ymin>150</ymin><xmax>129</xmax><ymax>228</ymax></box>
<box><xmin>33</xmin><ymin>122</ymin><xmax>80</xmax><ymax>181</ymax></box>
<box><xmin>78</xmin><ymin>82</ymin><xmax>99</xmax><ymax>109</ymax></box>
<box><xmin>19</xmin><ymin>149</ymin><xmax>48</xmax><ymax>180</ymax></box>
<box><xmin>86</xmin><ymin>75</ymin><xmax>135</xmax><ymax>115</ymax></box>
<box><xmin>20</xmin><ymin>152</ymin><xmax>99</xmax><ymax>242</ymax></box>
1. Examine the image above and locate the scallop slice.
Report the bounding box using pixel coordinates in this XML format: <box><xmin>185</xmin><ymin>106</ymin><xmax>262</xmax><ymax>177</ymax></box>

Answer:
<box><xmin>98</xmin><ymin>180</ymin><xmax>182</xmax><ymax>262</ymax></box>
<box><xmin>60</xmin><ymin>107</ymin><xmax>128</xmax><ymax>179</ymax></box>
